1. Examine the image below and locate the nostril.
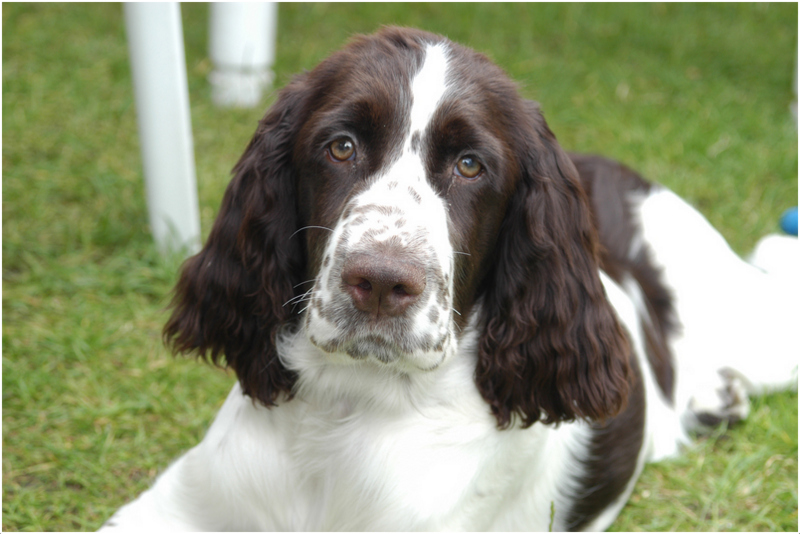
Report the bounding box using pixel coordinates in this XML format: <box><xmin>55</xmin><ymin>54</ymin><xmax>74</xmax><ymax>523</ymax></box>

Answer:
<box><xmin>391</xmin><ymin>283</ymin><xmax>420</xmax><ymax>298</ymax></box>
<box><xmin>358</xmin><ymin>280</ymin><xmax>372</xmax><ymax>291</ymax></box>
<box><xmin>342</xmin><ymin>274</ymin><xmax>372</xmax><ymax>292</ymax></box>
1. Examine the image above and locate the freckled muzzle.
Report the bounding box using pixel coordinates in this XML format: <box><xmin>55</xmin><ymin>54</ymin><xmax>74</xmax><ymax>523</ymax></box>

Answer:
<box><xmin>305</xmin><ymin>194</ymin><xmax>456</xmax><ymax>369</ymax></box>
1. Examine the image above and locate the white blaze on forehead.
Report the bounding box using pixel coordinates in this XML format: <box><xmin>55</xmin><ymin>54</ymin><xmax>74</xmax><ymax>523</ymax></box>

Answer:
<box><xmin>408</xmin><ymin>42</ymin><xmax>450</xmax><ymax>138</ymax></box>
<box><xmin>304</xmin><ymin>41</ymin><xmax>459</xmax><ymax>370</ymax></box>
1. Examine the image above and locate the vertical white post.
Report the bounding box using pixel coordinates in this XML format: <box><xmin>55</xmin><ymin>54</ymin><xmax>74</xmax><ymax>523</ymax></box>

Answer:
<box><xmin>124</xmin><ymin>2</ymin><xmax>201</xmax><ymax>255</ymax></box>
<box><xmin>208</xmin><ymin>2</ymin><xmax>278</xmax><ymax>108</ymax></box>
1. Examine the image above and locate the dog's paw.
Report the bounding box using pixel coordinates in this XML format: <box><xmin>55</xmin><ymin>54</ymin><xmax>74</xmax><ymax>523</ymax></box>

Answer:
<box><xmin>686</xmin><ymin>368</ymin><xmax>751</xmax><ymax>430</ymax></box>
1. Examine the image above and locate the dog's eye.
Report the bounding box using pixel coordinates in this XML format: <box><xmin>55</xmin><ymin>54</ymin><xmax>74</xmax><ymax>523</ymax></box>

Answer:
<box><xmin>455</xmin><ymin>156</ymin><xmax>482</xmax><ymax>179</ymax></box>
<box><xmin>329</xmin><ymin>138</ymin><xmax>356</xmax><ymax>162</ymax></box>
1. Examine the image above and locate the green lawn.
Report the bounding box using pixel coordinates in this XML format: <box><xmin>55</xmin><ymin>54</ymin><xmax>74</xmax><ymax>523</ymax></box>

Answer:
<box><xmin>3</xmin><ymin>3</ymin><xmax>797</xmax><ymax>531</ymax></box>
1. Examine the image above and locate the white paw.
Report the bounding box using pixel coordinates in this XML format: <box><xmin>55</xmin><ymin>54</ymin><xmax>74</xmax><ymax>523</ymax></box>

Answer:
<box><xmin>686</xmin><ymin>368</ymin><xmax>750</xmax><ymax>430</ymax></box>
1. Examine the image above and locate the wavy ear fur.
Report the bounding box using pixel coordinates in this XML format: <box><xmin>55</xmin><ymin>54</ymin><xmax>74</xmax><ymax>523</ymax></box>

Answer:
<box><xmin>476</xmin><ymin>101</ymin><xmax>630</xmax><ymax>428</ymax></box>
<box><xmin>163</xmin><ymin>79</ymin><xmax>310</xmax><ymax>406</ymax></box>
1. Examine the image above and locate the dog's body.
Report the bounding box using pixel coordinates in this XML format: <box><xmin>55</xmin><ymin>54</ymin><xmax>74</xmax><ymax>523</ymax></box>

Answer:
<box><xmin>102</xmin><ymin>28</ymin><xmax>797</xmax><ymax>531</ymax></box>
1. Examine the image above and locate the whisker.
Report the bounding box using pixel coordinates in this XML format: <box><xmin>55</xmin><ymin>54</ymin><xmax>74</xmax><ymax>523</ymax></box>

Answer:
<box><xmin>283</xmin><ymin>295</ymin><xmax>305</xmax><ymax>307</ymax></box>
<box><xmin>293</xmin><ymin>279</ymin><xmax>316</xmax><ymax>289</ymax></box>
<box><xmin>451</xmin><ymin>307</ymin><xmax>462</xmax><ymax>316</ymax></box>
<box><xmin>290</xmin><ymin>225</ymin><xmax>334</xmax><ymax>239</ymax></box>
<box><xmin>453</xmin><ymin>251</ymin><xmax>471</xmax><ymax>256</ymax></box>
<box><xmin>283</xmin><ymin>296</ymin><xmax>302</xmax><ymax>307</ymax></box>
<box><xmin>283</xmin><ymin>288</ymin><xmax>316</xmax><ymax>307</ymax></box>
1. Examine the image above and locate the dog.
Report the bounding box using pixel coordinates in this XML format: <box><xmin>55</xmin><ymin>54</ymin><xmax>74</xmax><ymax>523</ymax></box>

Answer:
<box><xmin>102</xmin><ymin>27</ymin><xmax>798</xmax><ymax>531</ymax></box>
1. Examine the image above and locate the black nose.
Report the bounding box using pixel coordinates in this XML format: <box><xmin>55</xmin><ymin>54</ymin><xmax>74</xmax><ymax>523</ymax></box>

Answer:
<box><xmin>341</xmin><ymin>254</ymin><xmax>426</xmax><ymax>317</ymax></box>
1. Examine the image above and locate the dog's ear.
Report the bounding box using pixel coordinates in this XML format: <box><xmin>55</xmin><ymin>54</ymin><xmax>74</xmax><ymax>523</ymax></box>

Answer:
<box><xmin>164</xmin><ymin>77</ymin><xmax>311</xmax><ymax>406</ymax></box>
<box><xmin>476</xmin><ymin>101</ymin><xmax>631</xmax><ymax>428</ymax></box>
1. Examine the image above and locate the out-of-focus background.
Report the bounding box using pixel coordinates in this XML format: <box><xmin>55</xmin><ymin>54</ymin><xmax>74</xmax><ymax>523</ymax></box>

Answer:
<box><xmin>3</xmin><ymin>3</ymin><xmax>797</xmax><ymax>531</ymax></box>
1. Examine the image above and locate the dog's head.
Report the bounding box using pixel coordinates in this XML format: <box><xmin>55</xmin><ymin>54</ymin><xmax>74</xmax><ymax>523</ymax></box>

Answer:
<box><xmin>164</xmin><ymin>27</ymin><xmax>629</xmax><ymax>428</ymax></box>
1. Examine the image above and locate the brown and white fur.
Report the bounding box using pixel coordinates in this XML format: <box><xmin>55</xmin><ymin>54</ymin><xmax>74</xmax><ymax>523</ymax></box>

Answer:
<box><xmin>102</xmin><ymin>28</ymin><xmax>798</xmax><ymax>531</ymax></box>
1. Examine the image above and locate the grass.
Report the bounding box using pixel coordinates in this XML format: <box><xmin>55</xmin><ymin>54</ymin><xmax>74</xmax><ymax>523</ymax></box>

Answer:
<box><xmin>3</xmin><ymin>3</ymin><xmax>797</xmax><ymax>531</ymax></box>
<box><xmin>611</xmin><ymin>393</ymin><xmax>798</xmax><ymax>532</ymax></box>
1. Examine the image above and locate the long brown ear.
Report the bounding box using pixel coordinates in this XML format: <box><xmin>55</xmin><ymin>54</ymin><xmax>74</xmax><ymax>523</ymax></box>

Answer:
<box><xmin>476</xmin><ymin>101</ymin><xmax>630</xmax><ymax>428</ymax></box>
<box><xmin>163</xmin><ymin>78</ymin><xmax>310</xmax><ymax>406</ymax></box>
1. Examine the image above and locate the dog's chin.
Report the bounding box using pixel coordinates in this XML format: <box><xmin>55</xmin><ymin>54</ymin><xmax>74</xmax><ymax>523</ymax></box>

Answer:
<box><xmin>344</xmin><ymin>335</ymin><xmax>403</xmax><ymax>363</ymax></box>
<box><xmin>309</xmin><ymin>333</ymin><xmax>448</xmax><ymax>372</ymax></box>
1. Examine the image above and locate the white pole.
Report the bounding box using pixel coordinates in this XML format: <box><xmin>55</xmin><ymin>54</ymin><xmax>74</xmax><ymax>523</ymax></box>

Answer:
<box><xmin>124</xmin><ymin>2</ymin><xmax>201</xmax><ymax>255</ymax></box>
<box><xmin>209</xmin><ymin>2</ymin><xmax>277</xmax><ymax>108</ymax></box>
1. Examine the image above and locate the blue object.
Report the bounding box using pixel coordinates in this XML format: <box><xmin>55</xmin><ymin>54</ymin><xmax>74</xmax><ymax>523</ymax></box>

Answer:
<box><xmin>780</xmin><ymin>207</ymin><xmax>798</xmax><ymax>236</ymax></box>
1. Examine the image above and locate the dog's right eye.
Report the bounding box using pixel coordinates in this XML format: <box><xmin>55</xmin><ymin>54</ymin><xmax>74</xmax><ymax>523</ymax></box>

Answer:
<box><xmin>455</xmin><ymin>156</ymin><xmax>483</xmax><ymax>179</ymax></box>
<box><xmin>329</xmin><ymin>138</ymin><xmax>356</xmax><ymax>162</ymax></box>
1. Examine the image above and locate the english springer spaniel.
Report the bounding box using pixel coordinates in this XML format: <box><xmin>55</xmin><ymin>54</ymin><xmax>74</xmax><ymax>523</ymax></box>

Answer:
<box><xmin>103</xmin><ymin>27</ymin><xmax>797</xmax><ymax>531</ymax></box>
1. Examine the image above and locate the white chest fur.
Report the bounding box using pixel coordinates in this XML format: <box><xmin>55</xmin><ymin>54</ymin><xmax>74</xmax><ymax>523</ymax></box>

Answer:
<box><xmin>166</xmin><ymin>334</ymin><xmax>589</xmax><ymax>530</ymax></box>
<box><xmin>106</xmin><ymin>332</ymin><xmax>593</xmax><ymax>531</ymax></box>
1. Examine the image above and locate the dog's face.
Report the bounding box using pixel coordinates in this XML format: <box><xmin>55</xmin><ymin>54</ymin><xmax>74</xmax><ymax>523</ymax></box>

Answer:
<box><xmin>165</xmin><ymin>27</ymin><xmax>630</xmax><ymax>428</ymax></box>
<box><xmin>291</xmin><ymin>33</ymin><xmax>523</xmax><ymax>371</ymax></box>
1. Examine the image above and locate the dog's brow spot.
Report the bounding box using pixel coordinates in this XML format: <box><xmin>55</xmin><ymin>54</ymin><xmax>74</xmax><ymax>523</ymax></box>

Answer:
<box><xmin>410</xmin><ymin>131</ymin><xmax>421</xmax><ymax>153</ymax></box>
<box><xmin>408</xmin><ymin>187</ymin><xmax>422</xmax><ymax>204</ymax></box>
<box><xmin>395</xmin><ymin>218</ymin><xmax>407</xmax><ymax>228</ymax></box>
<box><xmin>323</xmin><ymin>256</ymin><xmax>330</xmax><ymax>267</ymax></box>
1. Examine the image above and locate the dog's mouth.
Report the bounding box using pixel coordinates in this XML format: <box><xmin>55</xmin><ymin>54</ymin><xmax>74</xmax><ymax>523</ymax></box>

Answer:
<box><xmin>340</xmin><ymin>335</ymin><xmax>404</xmax><ymax>363</ymax></box>
<box><xmin>307</xmin><ymin>321</ymin><xmax>451</xmax><ymax>371</ymax></box>
<box><xmin>311</xmin><ymin>329</ymin><xmax>428</xmax><ymax>360</ymax></box>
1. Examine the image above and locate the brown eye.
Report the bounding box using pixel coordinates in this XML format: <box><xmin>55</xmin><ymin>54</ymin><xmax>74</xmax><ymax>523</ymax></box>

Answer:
<box><xmin>455</xmin><ymin>156</ymin><xmax>482</xmax><ymax>179</ymax></box>
<box><xmin>329</xmin><ymin>138</ymin><xmax>355</xmax><ymax>161</ymax></box>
